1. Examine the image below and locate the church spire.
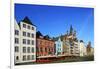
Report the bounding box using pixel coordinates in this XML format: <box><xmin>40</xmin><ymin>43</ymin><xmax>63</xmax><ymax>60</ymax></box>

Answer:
<box><xmin>70</xmin><ymin>25</ymin><xmax>73</xmax><ymax>35</ymax></box>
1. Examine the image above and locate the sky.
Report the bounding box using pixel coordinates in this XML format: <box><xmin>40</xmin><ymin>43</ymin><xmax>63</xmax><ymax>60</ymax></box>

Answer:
<box><xmin>15</xmin><ymin>4</ymin><xmax>94</xmax><ymax>47</ymax></box>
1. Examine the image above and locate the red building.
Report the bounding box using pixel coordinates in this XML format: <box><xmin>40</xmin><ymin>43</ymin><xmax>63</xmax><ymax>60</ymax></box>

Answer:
<box><xmin>36</xmin><ymin>31</ymin><xmax>55</xmax><ymax>58</ymax></box>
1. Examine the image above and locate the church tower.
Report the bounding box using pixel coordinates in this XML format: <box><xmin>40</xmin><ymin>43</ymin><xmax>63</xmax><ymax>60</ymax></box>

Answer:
<box><xmin>69</xmin><ymin>25</ymin><xmax>73</xmax><ymax>35</ymax></box>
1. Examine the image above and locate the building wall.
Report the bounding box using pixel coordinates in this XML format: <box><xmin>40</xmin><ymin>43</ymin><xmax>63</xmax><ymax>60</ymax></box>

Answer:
<box><xmin>65</xmin><ymin>35</ymin><xmax>79</xmax><ymax>56</ymax></box>
<box><xmin>84</xmin><ymin>46</ymin><xmax>87</xmax><ymax>56</ymax></box>
<box><xmin>87</xmin><ymin>46</ymin><xmax>91</xmax><ymax>56</ymax></box>
<box><xmin>36</xmin><ymin>38</ymin><xmax>55</xmax><ymax>57</ymax></box>
<box><xmin>14</xmin><ymin>20</ymin><xmax>21</xmax><ymax>63</ymax></box>
<box><xmin>14</xmin><ymin>19</ymin><xmax>36</xmax><ymax>64</ymax></box>
<box><xmin>79</xmin><ymin>42</ymin><xmax>85</xmax><ymax>56</ymax></box>
<box><xmin>20</xmin><ymin>21</ymin><xmax>36</xmax><ymax>63</ymax></box>
<box><xmin>91</xmin><ymin>47</ymin><xmax>94</xmax><ymax>56</ymax></box>
<box><xmin>62</xmin><ymin>35</ymin><xmax>70</xmax><ymax>56</ymax></box>
<box><xmin>62</xmin><ymin>40</ymin><xmax>70</xmax><ymax>56</ymax></box>
<box><xmin>79</xmin><ymin>41</ymin><xmax>87</xmax><ymax>57</ymax></box>
<box><xmin>70</xmin><ymin>43</ymin><xmax>74</xmax><ymax>56</ymax></box>
<box><xmin>55</xmin><ymin>38</ymin><xmax>63</xmax><ymax>56</ymax></box>
<box><xmin>74</xmin><ymin>41</ymin><xmax>80</xmax><ymax>56</ymax></box>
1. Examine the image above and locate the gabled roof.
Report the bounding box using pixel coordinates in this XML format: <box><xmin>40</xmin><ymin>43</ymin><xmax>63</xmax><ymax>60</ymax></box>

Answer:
<box><xmin>22</xmin><ymin>16</ymin><xmax>36</xmax><ymax>26</ymax></box>
<box><xmin>36</xmin><ymin>31</ymin><xmax>43</xmax><ymax>38</ymax></box>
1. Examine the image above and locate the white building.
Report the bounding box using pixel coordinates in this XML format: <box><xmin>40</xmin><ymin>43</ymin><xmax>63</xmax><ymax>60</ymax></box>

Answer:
<box><xmin>14</xmin><ymin>20</ymin><xmax>21</xmax><ymax>64</ymax></box>
<box><xmin>79</xmin><ymin>40</ymin><xmax>87</xmax><ymax>57</ymax></box>
<box><xmin>14</xmin><ymin>17</ymin><xmax>36</xmax><ymax>64</ymax></box>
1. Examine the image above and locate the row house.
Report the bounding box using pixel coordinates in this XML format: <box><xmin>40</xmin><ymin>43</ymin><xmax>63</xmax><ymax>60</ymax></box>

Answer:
<box><xmin>73</xmin><ymin>41</ymin><xmax>80</xmax><ymax>56</ymax></box>
<box><xmin>60</xmin><ymin>25</ymin><xmax>80</xmax><ymax>56</ymax></box>
<box><xmin>79</xmin><ymin>40</ymin><xmax>87</xmax><ymax>56</ymax></box>
<box><xmin>36</xmin><ymin>35</ymin><xmax>55</xmax><ymax>58</ymax></box>
<box><xmin>61</xmin><ymin>35</ymin><xmax>70</xmax><ymax>56</ymax></box>
<box><xmin>14</xmin><ymin>17</ymin><xmax>36</xmax><ymax>64</ymax></box>
<box><xmin>68</xmin><ymin>40</ymin><xmax>79</xmax><ymax>56</ymax></box>
<box><xmin>55</xmin><ymin>38</ymin><xmax>63</xmax><ymax>56</ymax></box>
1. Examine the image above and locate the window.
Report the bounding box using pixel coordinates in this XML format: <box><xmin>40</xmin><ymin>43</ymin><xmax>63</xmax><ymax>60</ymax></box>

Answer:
<box><xmin>40</xmin><ymin>47</ymin><xmax>42</xmax><ymax>52</ymax></box>
<box><xmin>27</xmin><ymin>33</ymin><xmax>30</xmax><ymax>37</ymax></box>
<box><xmin>40</xmin><ymin>41</ymin><xmax>42</xmax><ymax>44</ymax></box>
<box><xmin>15</xmin><ymin>30</ymin><xmax>19</xmax><ymax>35</ymax></box>
<box><xmin>32</xmin><ymin>27</ymin><xmax>34</xmax><ymax>30</ymax></box>
<box><xmin>70</xmin><ymin>46</ymin><xmax>73</xmax><ymax>49</ymax></box>
<box><xmin>16</xmin><ymin>56</ymin><xmax>19</xmax><ymax>60</ymax></box>
<box><xmin>71</xmin><ymin>50</ymin><xmax>73</xmax><ymax>54</ymax></box>
<box><xmin>27</xmin><ymin>25</ymin><xmax>30</xmax><ymax>29</ymax></box>
<box><xmin>27</xmin><ymin>55</ymin><xmax>30</xmax><ymax>60</ymax></box>
<box><xmin>15</xmin><ymin>46</ymin><xmax>19</xmax><ymax>52</ymax></box>
<box><xmin>23</xmin><ymin>39</ymin><xmax>26</xmax><ymax>44</ymax></box>
<box><xmin>23</xmin><ymin>47</ymin><xmax>26</xmax><ymax>53</ymax></box>
<box><xmin>45</xmin><ymin>48</ymin><xmax>47</xmax><ymax>52</ymax></box>
<box><xmin>23</xmin><ymin>55</ymin><xmax>26</xmax><ymax>61</ymax></box>
<box><xmin>32</xmin><ymin>55</ymin><xmax>34</xmax><ymax>60</ymax></box>
<box><xmin>38</xmin><ymin>41</ymin><xmax>40</xmax><ymax>45</ymax></box>
<box><xmin>32</xmin><ymin>40</ymin><xmax>34</xmax><ymax>45</ymax></box>
<box><xmin>27</xmin><ymin>40</ymin><xmax>30</xmax><ymax>45</ymax></box>
<box><xmin>15</xmin><ymin>38</ymin><xmax>19</xmax><ymax>44</ymax></box>
<box><xmin>23</xmin><ymin>31</ymin><xmax>26</xmax><ymax>36</ymax></box>
<box><xmin>32</xmin><ymin>34</ymin><xmax>34</xmax><ymax>38</ymax></box>
<box><xmin>23</xmin><ymin>24</ymin><xmax>26</xmax><ymax>28</ymax></box>
<box><xmin>32</xmin><ymin>47</ymin><xmax>34</xmax><ymax>53</ymax></box>
<box><xmin>27</xmin><ymin>47</ymin><xmax>30</xmax><ymax>53</ymax></box>
<box><xmin>51</xmin><ymin>48</ymin><xmax>53</xmax><ymax>52</ymax></box>
<box><xmin>49</xmin><ymin>48</ymin><xmax>50</xmax><ymax>51</ymax></box>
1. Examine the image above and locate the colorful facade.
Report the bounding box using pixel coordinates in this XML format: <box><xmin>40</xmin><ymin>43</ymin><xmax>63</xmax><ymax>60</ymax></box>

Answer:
<box><xmin>36</xmin><ymin>36</ymin><xmax>55</xmax><ymax>58</ymax></box>
<box><xmin>55</xmin><ymin>38</ymin><xmax>63</xmax><ymax>56</ymax></box>
<box><xmin>14</xmin><ymin>17</ymin><xmax>94</xmax><ymax>64</ymax></box>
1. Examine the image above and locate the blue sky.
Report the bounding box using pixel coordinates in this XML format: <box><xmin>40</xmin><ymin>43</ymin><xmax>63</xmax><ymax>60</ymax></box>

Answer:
<box><xmin>15</xmin><ymin>4</ymin><xmax>94</xmax><ymax>47</ymax></box>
